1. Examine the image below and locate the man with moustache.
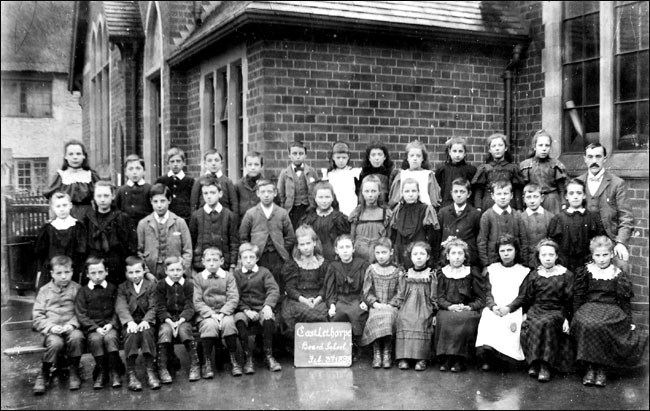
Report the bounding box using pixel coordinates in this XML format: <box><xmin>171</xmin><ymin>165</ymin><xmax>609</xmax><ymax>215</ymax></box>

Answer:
<box><xmin>577</xmin><ymin>143</ymin><xmax>634</xmax><ymax>270</ymax></box>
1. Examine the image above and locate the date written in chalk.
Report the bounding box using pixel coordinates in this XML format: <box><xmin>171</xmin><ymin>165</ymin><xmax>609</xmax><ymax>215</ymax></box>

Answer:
<box><xmin>307</xmin><ymin>355</ymin><xmax>351</xmax><ymax>364</ymax></box>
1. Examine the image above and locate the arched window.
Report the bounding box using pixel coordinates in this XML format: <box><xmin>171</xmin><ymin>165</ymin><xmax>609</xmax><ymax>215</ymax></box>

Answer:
<box><xmin>89</xmin><ymin>19</ymin><xmax>110</xmax><ymax>173</ymax></box>
<box><xmin>143</xmin><ymin>2</ymin><xmax>163</xmax><ymax>181</ymax></box>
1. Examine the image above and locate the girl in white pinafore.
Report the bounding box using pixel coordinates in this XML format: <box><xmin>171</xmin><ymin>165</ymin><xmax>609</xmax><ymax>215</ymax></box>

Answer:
<box><xmin>475</xmin><ymin>234</ymin><xmax>530</xmax><ymax>370</ymax></box>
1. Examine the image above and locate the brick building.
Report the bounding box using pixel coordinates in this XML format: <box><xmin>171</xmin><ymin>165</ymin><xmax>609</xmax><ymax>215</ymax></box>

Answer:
<box><xmin>69</xmin><ymin>1</ymin><xmax>648</xmax><ymax>327</ymax></box>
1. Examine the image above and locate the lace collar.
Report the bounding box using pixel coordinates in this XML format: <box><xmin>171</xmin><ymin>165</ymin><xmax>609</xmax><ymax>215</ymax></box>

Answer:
<box><xmin>537</xmin><ymin>265</ymin><xmax>567</xmax><ymax>278</ymax></box>
<box><xmin>50</xmin><ymin>215</ymin><xmax>77</xmax><ymax>230</ymax></box>
<box><xmin>587</xmin><ymin>263</ymin><xmax>620</xmax><ymax>281</ymax></box>
<box><xmin>441</xmin><ymin>265</ymin><xmax>471</xmax><ymax>279</ymax></box>
<box><xmin>58</xmin><ymin>169</ymin><xmax>92</xmax><ymax>185</ymax></box>
<box><xmin>296</xmin><ymin>255</ymin><xmax>324</xmax><ymax>270</ymax></box>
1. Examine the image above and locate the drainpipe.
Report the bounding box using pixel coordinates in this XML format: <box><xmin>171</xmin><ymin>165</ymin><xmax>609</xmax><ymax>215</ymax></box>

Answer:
<box><xmin>502</xmin><ymin>44</ymin><xmax>524</xmax><ymax>144</ymax></box>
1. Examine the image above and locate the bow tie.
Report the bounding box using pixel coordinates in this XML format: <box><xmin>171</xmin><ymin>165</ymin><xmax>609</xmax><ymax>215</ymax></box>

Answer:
<box><xmin>208</xmin><ymin>273</ymin><xmax>220</xmax><ymax>279</ymax></box>
<box><xmin>566</xmin><ymin>208</ymin><xmax>585</xmax><ymax>215</ymax></box>
<box><xmin>294</xmin><ymin>165</ymin><xmax>303</xmax><ymax>172</ymax></box>
<box><xmin>94</xmin><ymin>284</ymin><xmax>104</xmax><ymax>290</ymax></box>
<box><xmin>502</xmin><ymin>210</ymin><xmax>509</xmax><ymax>216</ymax></box>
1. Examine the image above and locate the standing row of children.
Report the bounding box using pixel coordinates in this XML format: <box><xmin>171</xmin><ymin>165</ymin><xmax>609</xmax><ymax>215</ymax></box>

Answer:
<box><xmin>34</xmin><ymin>134</ymin><xmax>646</xmax><ymax>395</ymax></box>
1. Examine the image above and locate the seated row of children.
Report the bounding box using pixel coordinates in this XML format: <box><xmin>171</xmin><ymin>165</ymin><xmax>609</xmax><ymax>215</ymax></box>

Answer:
<box><xmin>33</xmin><ymin>230</ymin><xmax>647</xmax><ymax>397</ymax></box>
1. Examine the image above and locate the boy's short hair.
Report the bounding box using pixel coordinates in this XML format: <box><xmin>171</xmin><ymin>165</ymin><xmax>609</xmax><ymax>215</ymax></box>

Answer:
<box><xmin>451</xmin><ymin>177</ymin><xmax>471</xmax><ymax>192</ymax></box>
<box><xmin>489</xmin><ymin>179</ymin><xmax>512</xmax><ymax>193</ymax></box>
<box><xmin>401</xmin><ymin>177</ymin><xmax>420</xmax><ymax>191</ymax></box>
<box><xmin>239</xmin><ymin>242</ymin><xmax>260</xmax><ymax>258</ymax></box>
<box><xmin>256</xmin><ymin>179</ymin><xmax>275</xmax><ymax>191</ymax></box>
<box><xmin>245</xmin><ymin>151</ymin><xmax>264</xmax><ymax>166</ymax></box>
<box><xmin>50</xmin><ymin>255</ymin><xmax>73</xmax><ymax>270</ymax></box>
<box><xmin>523</xmin><ymin>183</ymin><xmax>543</xmax><ymax>194</ymax></box>
<box><xmin>95</xmin><ymin>180</ymin><xmax>116</xmax><ymax>195</ymax></box>
<box><xmin>288</xmin><ymin>140</ymin><xmax>307</xmax><ymax>153</ymax></box>
<box><xmin>85</xmin><ymin>256</ymin><xmax>106</xmax><ymax>271</ymax></box>
<box><xmin>167</xmin><ymin>147</ymin><xmax>185</xmax><ymax>162</ymax></box>
<box><xmin>50</xmin><ymin>191</ymin><xmax>72</xmax><ymax>205</ymax></box>
<box><xmin>202</xmin><ymin>247</ymin><xmax>223</xmax><ymax>259</ymax></box>
<box><xmin>125</xmin><ymin>256</ymin><xmax>145</xmax><ymax>269</ymax></box>
<box><xmin>164</xmin><ymin>256</ymin><xmax>183</xmax><ymax>268</ymax></box>
<box><xmin>149</xmin><ymin>183</ymin><xmax>172</xmax><ymax>200</ymax></box>
<box><xmin>198</xmin><ymin>175</ymin><xmax>221</xmax><ymax>191</ymax></box>
<box><xmin>124</xmin><ymin>154</ymin><xmax>145</xmax><ymax>170</ymax></box>
<box><xmin>203</xmin><ymin>148</ymin><xmax>223</xmax><ymax>161</ymax></box>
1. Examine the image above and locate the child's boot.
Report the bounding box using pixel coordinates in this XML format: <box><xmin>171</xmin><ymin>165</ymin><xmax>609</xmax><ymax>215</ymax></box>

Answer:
<box><xmin>372</xmin><ymin>341</ymin><xmax>382</xmax><ymax>368</ymax></box>
<box><xmin>127</xmin><ymin>369</ymin><xmax>143</xmax><ymax>391</ymax></box>
<box><xmin>33</xmin><ymin>363</ymin><xmax>51</xmax><ymax>395</ymax></box>
<box><xmin>144</xmin><ymin>355</ymin><xmax>160</xmax><ymax>390</ymax></box>
<box><xmin>595</xmin><ymin>368</ymin><xmax>607</xmax><ymax>387</ymax></box>
<box><xmin>264</xmin><ymin>349</ymin><xmax>282</xmax><ymax>372</ymax></box>
<box><xmin>382</xmin><ymin>338</ymin><xmax>393</xmax><ymax>369</ymax></box>
<box><xmin>157</xmin><ymin>344</ymin><xmax>172</xmax><ymax>384</ymax></box>
<box><xmin>68</xmin><ymin>356</ymin><xmax>82</xmax><ymax>391</ymax></box>
<box><xmin>93</xmin><ymin>356</ymin><xmax>107</xmax><ymax>389</ymax></box>
<box><xmin>185</xmin><ymin>340</ymin><xmax>201</xmax><ymax>381</ymax></box>
<box><xmin>583</xmin><ymin>363</ymin><xmax>596</xmax><ymax>386</ymax></box>
<box><xmin>229</xmin><ymin>352</ymin><xmax>243</xmax><ymax>377</ymax></box>
<box><xmin>109</xmin><ymin>352</ymin><xmax>123</xmax><ymax>388</ymax></box>
<box><xmin>243</xmin><ymin>349</ymin><xmax>255</xmax><ymax>375</ymax></box>
<box><xmin>538</xmin><ymin>361</ymin><xmax>551</xmax><ymax>382</ymax></box>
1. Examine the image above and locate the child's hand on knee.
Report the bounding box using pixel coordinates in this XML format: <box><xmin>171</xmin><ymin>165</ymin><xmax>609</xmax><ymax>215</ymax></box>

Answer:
<box><xmin>261</xmin><ymin>306</ymin><xmax>273</xmax><ymax>320</ymax></box>
<box><xmin>127</xmin><ymin>321</ymin><xmax>138</xmax><ymax>334</ymax></box>
<box><xmin>359</xmin><ymin>302</ymin><xmax>368</xmax><ymax>311</ymax></box>
<box><xmin>328</xmin><ymin>304</ymin><xmax>336</xmax><ymax>318</ymax></box>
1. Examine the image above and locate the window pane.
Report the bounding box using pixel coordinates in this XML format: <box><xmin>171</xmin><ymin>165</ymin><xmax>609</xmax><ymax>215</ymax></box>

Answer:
<box><xmin>1</xmin><ymin>81</ymin><xmax>20</xmax><ymax>116</ymax></box>
<box><xmin>564</xmin><ymin>64</ymin><xmax>583</xmax><ymax>106</ymax></box>
<box><xmin>565</xmin><ymin>2</ymin><xmax>584</xmax><ymax>19</ymax></box>
<box><xmin>640</xmin><ymin>51</ymin><xmax>649</xmax><ymax>99</ymax></box>
<box><xmin>642</xmin><ymin>2</ymin><xmax>649</xmax><ymax>48</ymax></box>
<box><xmin>584</xmin><ymin>13</ymin><xmax>600</xmax><ymax>58</ymax></box>
<box><xmin>564</xmin><ymin>18</ymin><xmax>584</xmax><ymax>62</ymax></box>
<box><xmin>584</xmin><ymin>60</ymin><xmax>600</xmax><ymax>105</ymax></box>
<box><xmin>583</xmin><ymin>106</ymin><xmax>600</xmax><ymax>135</ymax></box>
<box><xmin>617</xmin><ymin>102</ymin><xmax>643</xmax><ymax>149</ymax></box>
<box><xmin>617</xmin><ymin>53</ymin><xmax>638</xmax><ymax>102</ymax></box>
<box><xmin>618</xmin><ymin>4</ymin><xmax>640</xmax><ymax>52</ymax></box>
<box><xmin>583</xmin><ymin>1</ymin><xmax>599</xmax><ymax>14</ymax></box>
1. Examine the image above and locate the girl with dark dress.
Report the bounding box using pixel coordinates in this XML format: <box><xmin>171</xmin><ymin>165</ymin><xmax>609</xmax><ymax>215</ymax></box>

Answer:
<box><xmin>280</xmin><ymin>225</ymin><xmax>329</xmax><ymax>340</ymax></box>
<box><xmin>44</xmin><ymin>140</ymin><xmax>99</xmax><ymax>220</ymax></box>
<box><xmin>503</xmin><ymin>238</ymin><xmax>574</xmax><ymax>383</ymax></box>
<box><xmin>356</xmin><ymin>142</ymin><xmax>395</xmax><ymax>206</ymax></box>
<box><xmin>435</xmin><ymin>238</ymin><xmax>484</xmax><ymax>373</ymax></box>
<box><xmin>83</xmin><ymin>181</ymin><xmax>137</xmax><ymax>286</ymax></box>
<box><xmin>519</xmin><ymin>130</ymin><xmax>567</xmax><ymax>215</ymax></box>
<box><xmin>571</xmin><ymin>236</ymin><xmax>649</xmax><ymax>387</ymax></box>
<box><xmin>471</xmin><ymin>133</ymin><xmax>525</xmax><ymax>213</ymax></box>
<box><xmin>390</xmin><ymin>178</ymin><xmax>439</xmax><ymax>269</ymax></box>
<box><xmin>300</xmin><ymin>182</ymin><xmax>350</xmax><ymax>262</ymax></box>
<box><xmin>35</xmin><ymin>192</ymin><xmax>86</xmax><ymax>287</ymax></box>
<box><xmin>435</xmin><ymin>137</ymin><xmax>477</xmax><ymax>209</ymax></box>
<box><xmin>547</xmin><ymin>178</ymin><xmax>605</xmax><ymax>273</ymax></box>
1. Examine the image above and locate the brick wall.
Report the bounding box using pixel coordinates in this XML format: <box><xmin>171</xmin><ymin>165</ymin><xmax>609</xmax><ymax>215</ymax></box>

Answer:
<box><xmin>626</xmin><ymin>179</ymin><xmax>649</xmax><ymax>328</ymax></box>
<box><xmin>512</xmin><ymin>1</ymin><xmax>544</xmax><ymax>161</ymax></box>
<box><xmin>246</xmin><ymin>35</ymin><xmax>513</xmax><ymax>182</ymax></box>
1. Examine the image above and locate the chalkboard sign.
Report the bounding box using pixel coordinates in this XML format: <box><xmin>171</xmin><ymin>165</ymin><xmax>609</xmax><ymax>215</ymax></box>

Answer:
<box><xmin>294</xmin><ymin>322</ymin><xmax>352</xmax><ymax>367</ymax></box>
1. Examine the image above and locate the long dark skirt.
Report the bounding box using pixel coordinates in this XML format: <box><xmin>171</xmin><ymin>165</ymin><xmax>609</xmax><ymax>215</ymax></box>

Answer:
<box><xmin>435</xmin><ymin>310</ymin><xmax>481</xmax><ymax>360</ymax></box>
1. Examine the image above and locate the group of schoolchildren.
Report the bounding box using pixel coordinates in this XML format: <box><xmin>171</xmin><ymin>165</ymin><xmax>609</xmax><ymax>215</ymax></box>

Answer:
<box><xmin>32</xmin><ymin>132</ymin><xmax>648</xmax><ymax>396</ymax></box>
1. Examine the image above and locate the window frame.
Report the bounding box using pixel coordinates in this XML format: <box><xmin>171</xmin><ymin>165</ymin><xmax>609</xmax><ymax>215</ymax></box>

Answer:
<box><xmin>14</xmin><ymin>157</ymin><xmax>49</xmax><ymax>195</ymax></box>
<box><xmin>543</xmin><ymin>1</ymin><xmax>648</xmax><ymax>178</ymax></box>
<box><xmin>1</xmin><ymin>78</ymin><xmax>53</xmax><ymax>118</ymax></box>
<box><xmin>200</xmin><ymin>44</ymin><xmax>247</xmax><ymax>180</ymax></box>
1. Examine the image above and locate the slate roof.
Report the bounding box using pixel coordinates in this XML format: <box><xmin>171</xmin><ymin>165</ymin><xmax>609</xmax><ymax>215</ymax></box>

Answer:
<box><xmin>1</xmin><ymin>1</ymin><xmax>75</xmax><ymax>73</ymax></box>
<box><xmin>103</xmin><ymin>1</ymin><xmax>143</xmax><ymax>40</ymax></box>
<box><xmin>170</xmin><ymin>1</ymin><xmax>528</xmax><ymax>65</ymax></box>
